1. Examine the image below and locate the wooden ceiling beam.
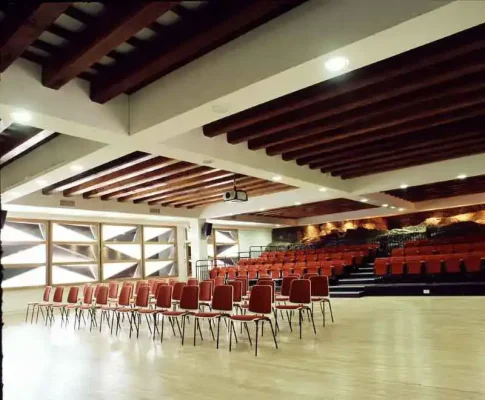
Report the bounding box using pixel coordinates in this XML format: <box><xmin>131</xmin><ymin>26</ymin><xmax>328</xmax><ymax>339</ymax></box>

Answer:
<box><xmin>159</xmin><ymin>179</ymin><xmax>272</xmax><ymax>206</ymax></box>
<box><xmin>61</xmin><ymin>155</ymin><xmax>168</xmax><ymax>196</ymax></box>
<box><xmin>248</xmin><ymin>72</ymin><xmax>484</xmax><ymax>151</ymax></box>
<box><xmin>288</xmin><ymin>104</ymin><xmax>485</xmax><ymax>163</ymax></box>
<box><xmin>106</xmin><ymin>166</ymin><xmax>214</xmax><ymax>201</ymax></box>
<box><xmin>143</xmin><ymin>174</ymin><xmax>247</xmax><ymax>204</ymax></box>
<box><xmin>90</xmin><ymin>1</ymin><xmax>297</xmax><ymax>103</ymax></box>
<box><xmin>203</xmin><ymin>25</ymin><xmax>485</xmax><ymax>137</ymax></box>
<box><xmin>0</xmin><ymin>3</ymin><xmax>71</xmax><ymax>72</ymax></box>
<box><xmin>331</xmin><ymin>134</ymin><xmax>485</xmax><ymax>176</ymax></box>
<box><xmin>85</xmin><ymin>161</ymin><xmax>198</xmax><ymax>199</ymax></box>
<box><xmin>126</xmin><ymin>170</ymin><xmax>232</xmax><ymax>203</ymax></box>
<box><xmin>315</xmin><ymin>130</ymin><xmax>484</xmax><ymax>171</ymax></box>
<box><xmin>42</xmin><ymin>152</ymin><xmax>151</xmax><ymax>194</ymax></box>
<box><xmin>0</xmin><ymin>130</ymin><xmax>57</xmax><ymax>167</ymax></box>
<box><xmin>340</xmin><ymin>142</ymin><xmax>485</xmax><ymax>179</ymax></box>
<box><xmin>269</xmin><ymin>86</ymin><xmax>485</xmax><ymax>158</ymax></box>
<box><xmin>42</xmin><ymin>2</ymin><xmax>176</xmax><ymax>89</ymax></box>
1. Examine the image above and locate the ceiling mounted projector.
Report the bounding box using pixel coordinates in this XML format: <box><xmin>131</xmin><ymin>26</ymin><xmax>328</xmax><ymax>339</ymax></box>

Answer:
<box><xmin>223</xmin><ymin>176</ymin><xmax>248</xmax><ymax>203</ymax></box>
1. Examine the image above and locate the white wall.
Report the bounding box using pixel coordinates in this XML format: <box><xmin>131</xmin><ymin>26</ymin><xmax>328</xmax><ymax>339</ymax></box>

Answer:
<box><xmin>238</xmin><ymin>229</ymin><xmax>273</xmax><ymax>256</ymax></box>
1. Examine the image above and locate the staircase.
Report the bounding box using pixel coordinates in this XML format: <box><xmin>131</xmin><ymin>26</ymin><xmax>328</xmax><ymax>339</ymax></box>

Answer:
<box><xmin>330</xmin><ymin>263</ymin><xmax>376</xmax><ymax>298</ymax></box>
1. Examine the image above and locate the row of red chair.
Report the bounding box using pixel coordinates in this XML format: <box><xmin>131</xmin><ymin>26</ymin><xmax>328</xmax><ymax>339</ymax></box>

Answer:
<box><xmin>375</xmin><ymin>253</ymin><xmax>484</xmax><ymax>276</ymax></box>
<box><xmin>404</xmin><ymin>236</ymin><xmax>485</xmax><ymax>248</ymax></box>
<box><xmin>210</xmin><ymin>259</ymin><xmax>351</xmax><ymax>280</ymax></box>
<box><xmin>240</xmin><ymin>252</ymin><xmax>363</xmax><ymax>267</ymax></box>
<box><xmin>392</xmin><ymin>243</ymin><xmax>485</xmax><ymax>257</ymax></box>
<box><xmin>259</xmin><ymin>245</ymin><xmax>377</xmax><ymax>260</ymax></box>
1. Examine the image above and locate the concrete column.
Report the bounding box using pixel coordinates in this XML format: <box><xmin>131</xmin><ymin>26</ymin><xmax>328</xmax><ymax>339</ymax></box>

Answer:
<box><xmin>188</xmin><ymin>219</ymin><xmax>209</xmax><ymax>277</ymax></box>
<box><xmin>176</xmin><ymin>225</ymin><xmax>187</xmax><ymax>281</ymax></box>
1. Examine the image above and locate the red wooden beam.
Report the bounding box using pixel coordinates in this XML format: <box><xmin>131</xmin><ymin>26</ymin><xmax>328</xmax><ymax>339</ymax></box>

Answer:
<box><xmin>0</xmin><ymin>3</ymin><xmax>71</xmax><ymax>72</ymax></box>
<box><xmin>90</xmin><ymin>1</ymin><xmax>302</xmax><ymax>103</ymax></box>
<box><xmin>42</xmin><ymin>2</ymin><xmax>177</xmax><ymax>89</ymax></box>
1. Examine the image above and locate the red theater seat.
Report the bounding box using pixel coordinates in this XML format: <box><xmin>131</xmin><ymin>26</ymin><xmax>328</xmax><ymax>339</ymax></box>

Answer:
<box><xmin>374</xmin><ymin>258</ymin><xmax>389</xmax><ymax>276</ymax></box>
<box><xmin>444</xmin><ymin>256</ymin><xmax>462</xmax><ymax>273</ymax></box>
<box><xmin>406</xmin><ymin>258</ymin><xmax>423</xmax><ymax>275</ymax></box>
<box><xmin>425</xmin><ymin>256</ymin><xmax>442</xmax><ymax>274</ymax></box>
<box><xmin>390</xmin><ymin>258</ymin><xmax>405</xmax><ymax>275</ymax></box>
<box><xmin>463</xmin><ymin>255</ymin><xmax>482</xmax><ymax>273</ymax></box>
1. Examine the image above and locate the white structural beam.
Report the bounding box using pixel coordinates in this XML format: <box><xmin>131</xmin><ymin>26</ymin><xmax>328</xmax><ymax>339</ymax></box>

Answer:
<box><xmin>0</xmin><ymin>59</ymin><xmax>129</xmax><ymax>144</ymax></box>
<box><xmin>127</xmin><ymin>0</ymin><xmax>481</xmax><ymax>142</ymax></box>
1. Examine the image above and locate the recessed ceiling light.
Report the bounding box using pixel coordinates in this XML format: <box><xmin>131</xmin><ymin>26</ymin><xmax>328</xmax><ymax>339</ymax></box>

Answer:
<box><xmin>275</xmin><ymin>224</ymin><xmax>281</xmax><ymax>227</ymax></box>
<box><xmin>457</xmin><ymin>174</ymin><xmax>467</xmax><ymax>179</ymax></box>
<box><xmin>272</xmin><ymin>175</ymin><xmax>282</xmax><ymax>181</ymax></box>
<box><xmin>36</xmin><ymin>179</ymin><xmax>47</xmax><ymax>186</ymax></box>
<box><xmin>382</xmin><ymin>204</ymin><xmax>389</xmax><ymax>207</ymax></box>
<box><xmin>398</xmin><ymin>208</ymin><xmax>405</xmax><ymax>212</ymax></box>
<box><xmin>259</xmin><ymin>208</ymin><xmax>265</xmax><ymax>211</ymax></box>
<box><xmin>295</xmin><ymin>202</ymin><xmax>301</xmax><ymax>205</ymax></box>
<box><xmin>400</xmin><ymin>184</ymin><xmax>408</xmax><ymax>189</ymax></box>
<box><xmin>390</xmin><ymin>206</ymin><xmax>396</xmax><ymax>209</ymax></box>
<box><xmin>319</xmin><ymin>187</ymin><xmax>327</xmax><ymax>192</ymax></box>
<box><xmin>202</xmin><ymin>159</ymin><xmax>213</xmax><ymax>165</ymax></box>
<box><xmin>70</xmin><ymin>164</ymin><xmax>84</xmax><ymax>172</ymax></box>
<box><xmin>361</xmin><ymin>198</ymin><xmax>369</xmax><ymax>202</ymax></box>
<box><xmin>10</xmin><ymin>109</ymin><xmax>32</xmax><ymax>125</ymax></box>
<box><xmin>324</xmin><ymin>56</ymin><xmax>349</xmax><ymax>72</ymax></box>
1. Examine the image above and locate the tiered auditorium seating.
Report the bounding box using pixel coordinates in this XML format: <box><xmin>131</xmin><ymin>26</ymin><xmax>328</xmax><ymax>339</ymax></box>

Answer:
<box><xmin>210</xmin><ymin>244</ymin><xmax>378</xmax><ymax>281</ymax></box>
<box><xmin>376</xmin><ymin>238</ymin><xmax>485</xmax><ymax>281</ymax></box>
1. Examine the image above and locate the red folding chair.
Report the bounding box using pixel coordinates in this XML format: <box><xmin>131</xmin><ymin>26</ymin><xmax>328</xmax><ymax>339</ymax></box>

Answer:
<box><xmin>26</xmin><ymin>285</ymin><xmax>52</xmax><ymax>324</ymax></box>
<box><xmin>310</xmin><ymin>276</ymin><xmax>334</xmax><ymax>326</ymax></box>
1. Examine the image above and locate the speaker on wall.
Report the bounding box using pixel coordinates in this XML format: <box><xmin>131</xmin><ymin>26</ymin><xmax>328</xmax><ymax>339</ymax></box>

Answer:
<box><xmin>0</xmin><ymin>210</ymin><xmax>7</xmax><ymax>229</ymax></box>
<box><xmin>201</xmin><ymin>222</ymin><xmax>213</xmax><ymax>237</ymax></box>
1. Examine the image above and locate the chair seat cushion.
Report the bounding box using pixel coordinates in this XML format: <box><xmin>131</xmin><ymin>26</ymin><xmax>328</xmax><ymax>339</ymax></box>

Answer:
<box><xmin>162</xmin><ymin>311</ymin><xmax>187</xmax><ymax>317</ymax></box>
<box><xmin>79</xmin><ymin>305</ymin><xmax>93</xmax><ymax>310</ymax></box>
<box><xmin>27</xmin><ymin>301</ymin><xmax>40</xmax><ymax>305</ymax></box>
<box><xmin>275</xmin><ymin>296</ymin><xmax>289</xmax><ymax>302</ymax></box>
<box><xmin>117</xmin><ymin>307</ymin><xmax>136</xmax><ymax>313</ymax></box>
<box><xmin>275</xmin><ymin>305</ymin><xmax>303</xmax><ymax>310</ymax></box>
<box><xmin>50</xmin><ymin>304</ymin><xmax>66</xmax><ymax>308</ymax></box>
<box><xmin>194</xmin><ymin>312</ymin><xmax>225</xmax><ymax>318</ymax></box>
<box><xmin>311</xmin><ymin>296</ymin><xmax>330</xmax><ymax>301</ymax></box>
<box><xmin>100</xmin><ymin>305</ymin><xmax>118</xmax><ymax>311</ymax></box>
<box><xmin>65</xmin><ymin>304</ymin><xmax>79</xmax><ymax>309</ymax></box>
<box><xmin>137</xmin><ymin>308</ymin><xmax>156</xmax><ymax>314</ymax></box>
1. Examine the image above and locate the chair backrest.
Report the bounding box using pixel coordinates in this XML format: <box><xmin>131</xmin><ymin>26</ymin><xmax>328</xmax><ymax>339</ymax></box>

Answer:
<box><xmin>235</xmin><ymin>276</ymin><xmax>248</xmax><ymax>296</ymax></box>
<box><xmin>179</xmin><ymin>286</ymin><xmax>199</xmax><ymax>311</ymax></box>
<box><xmin>248</xmin><ymin>285</ymin><xmax>272</xmax><ymax>315</ymax></box>
<box><xmin>172</xmin><ymin>282</ymin><xmax>187</xmax><ymax>301</ymax></box>
<box><xmin>199</xmin><ymin>281</ymin><xmax>213</xmax><ymax>302</ymax></box>
<box><xmin>108</xmin><ymin>282</ymin><xmax>119</xmax><ymax>298</ymax></box>
<box><xmin>228</xmin><ymin>280</ymin><xmax>242</xmax><ymax>302</ymax></box>
<box><xmin>212</xmin><ymin>285</ymin><xmax>234</xmax><ymax>312</ymax></box>
<box><xmin>117</xmin><ymin>285</ymin><xmax>132</xmax><ymax>307</ymax></box>
<box><xmin>156</xmin><ymin>285</ymin><xmax>173</xmax><ymax>309</ymax></box>
<box><xmin>281</xmin><ymin>276</ymin><xmax>298</xmax><ymax>296</ymax></box>
<box><xmin>95</xmin><ymin>286</ymin><xmax>109</xmax><ymax>306</ymax></box>
<box><xmin>257</xmin><ymin>280</ymin><xmax>275</xmax><ymax>302</ymax></box>
<box><xmin>310</xmin><ymin>276</ymin><xmax>329</xmax><ymax>297</ymax></box>
<box><xmin>303</xmin><ymin>273</ymin><xmax>318</xmax><ymax>280</ymax></box>
<box><xmin>66</xmin><ymin>286</ymin><xmax>79</xmax><ymax>304</ymax></box>
<box><xmin>187</xmin><ymin>278</ymin><xmax>199</xmax><ymax>286</ymax></box>
<box><xmin>52</xmin><ymin>286</ymin><xmax>64</xmax><ymax>303</ymax></box>
<box><xmin>135</xmin><ymin>285</ymin><xmax>150</xmax><ymax>307</ymax></box>
<box><xmin>42</xmin><ymin>285</ymin><xmax>52</xmax><ymax>302</ymax></box>
<box><xmin>94</xmin><ymin>284</ymin><xmax>102</xmax><ymax>299</ymax></box>
<box><xmin>135</xmin><ymin>280</ymin><xmax>147</xmax><ymax>293</ymax></box>
<box><xmin>169</xmin><ymin>278</ymin><xmax>178</xmax><ymax>286</ymax></box>
<box><xmin>289</xmin><ymin>279</ymin><xmax>311</xmax><ymax>304</ymax></box>
<box><xmin>214</xmin><ymin>277</ymin><xmax>225</xmax><ymax>287</ymax></box>
<box><xmin>83</xmin><ymin>285</ymin><xmax>94</xmax><ymax>305</ymax></box>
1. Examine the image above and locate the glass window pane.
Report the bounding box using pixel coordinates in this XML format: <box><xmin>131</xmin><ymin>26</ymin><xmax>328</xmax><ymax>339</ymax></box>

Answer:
<box><xmin>216</xmin><ymin>244</ymin><xmax>239</xmax><ymax>258</ymax></box>
<box><xmin>215</xmin><ymin>229</ymin><xmax>238</xmax><ymax>244</ymax></box>
<box><xmin>102</xmin><ymin>225</ymin><xmax>140</xmax><ymax>242</ymax></box>
<box><xmin>52</xmin><ymin>264</ymin><xmax>99</xmax><ymax>284</ymax></box>
<box><xmin>52</xmin><ymin>244</ymin><xmax>98</xmax><ymax>263</ymax></box>
<box><xmin>2</xmin><ymin>265</ymin><xmax>46</xmax><ymax>288</ymax></box>
<box><xmin>1</xmin><ymin>243</ymin><xmax>47</xmax><ymax>264</ymax></box>
<box><xmin>143</xmin><ymin>226</ymin><xmax>176</xmax><ymax>243</ymax></box>
<box><xmin>103</xmin><ymin>262</ymin><xmax>142</xmax><ymax>280</ymax></box>
<box><xmin>1</xmin><ymin>221</ymin><xmax>46</xmax><ymax>242</ymax></box>
<box><xmin>102</xmin><ymin>244</ymin><xmax>141</xmax><ymax>261</ymax></box>
<box><xmin>52</xmin><ymin>222</ymin><xmax>97</xmax><ymax>242</ymax></box>
<box><xmin>145</xmin><ymin>261</ymin><xmax>177</xmax><ymax>277</ymax></box>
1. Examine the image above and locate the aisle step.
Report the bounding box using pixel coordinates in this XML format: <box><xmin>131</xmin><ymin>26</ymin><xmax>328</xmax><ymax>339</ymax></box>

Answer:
<box><xmin>330</xmin><ymin>291</ymin><xmax>364</xmax><ymax>298</ymax></box>
<box><xmin>339</xmin><ymin>277</ymin><xmax>376</xmax><ymax>284</ymax></box>
<box><xmin>359</xmin><ymin>267</ymin><xmax>374</xmax><ymax>272</ymax></box>
<box><xmin>351</xmin><ymin>272</ymin><xmax>375</xmax><ymax>276</ymax></box>
<box><xmin>330</xmin><ymin>285</ymin><xmax>366</xmax><ymax>292</ymax></box>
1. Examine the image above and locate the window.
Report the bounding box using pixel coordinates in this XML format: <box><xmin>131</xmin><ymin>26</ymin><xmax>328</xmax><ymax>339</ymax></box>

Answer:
<box><xmin>143</xmin><ymin>226</ymin><xmax>177</xmax><ymax>277</ymax></box>
<box><xmin>51</xmin><ymin>222</ymin><xmax>99</xmax><ymax>284</ymax></box>
<box><xmin>214</xmin><ymin>229</ymin><xmax>239</xmax><ymax>266</ymax></box>
<box><xmin>101</xmin><ymin>224</ymin><xmax>142</xmax><ymax>280</ymax></box>
<box><xmin>1</xmin><ymin>220</ymin><xmax>48</xmax><ymax>288</ymax></box>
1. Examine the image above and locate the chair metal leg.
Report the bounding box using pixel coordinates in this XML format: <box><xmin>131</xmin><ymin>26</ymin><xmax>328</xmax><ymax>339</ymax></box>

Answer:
<box><xmin>216</xmin><ymin>318</ymin><xmax>221</xmax><ymax>349</ymax></box>
<box><xmin>328</xmin><ymin>300</ymin><xmax>334</xmax><ymax>322</ymax></box>
<box><xmin>268</xmin><ymin>319</ymin><xmax>278</xmax><ymax>349</ymax></box>
<box><xmin>145</xmin><ymin>314</ymin><xmax>152</xmax><ymax>335</ymax></box>
<box><xmin>231</xmin><ymin>319</ymin><xmax>238</xmax><ymax>344</ymax></box>
<box><xmin>299</xmin><ymin>309</ymin><xmax>302</xmax><ymax>339</ymax></box>
<box><xmin>181</xmin><ymin>316</ymin><xmax>186</xmax><ymax>345</ymax></box>
<box><xmin>161</xmin><ymin>315</ymin><xmax>165</xmax><ymax>343</ymax></box>
<box><xmin>229</xmin><ymin>320</ymin><xmax>233</xmax><ymax>352</ymax></box>
<box><xmin>31</xmin><ymin>305</ymin><xmax>37</xmax><ymax>324</ymax></box>
<box><xmin>255</xmin><ymin>321</ymin><xmax>259</xmax><ymax>356</ymax></box>
<box><xmin>309</xmin><ymin>307</ymin><xmax>317</xmax><ymax>335</ymax></box>
<box><xmin>193</xmin><ymin>317</ymin><xmax>197</xmax><ymax>346</ymax></box>
<box><xmin>197</xmin><ymin>318</ymin><xmax>203</xmax><ymax>341</ymax></box>
<box><xmin>287</xmin><ymin>310</ymin><xmax>293</xmax><ymax>332</ymax></box>
<box><xmin>208</xmin><ymin>319</ymin><xmax>215</xmax><ymax>340</ymax></box>
<box><xmin>25</xmin><ymin>305</ymin><xmax>30</xmax><ymax>322</ymax></box>
<box><xmin>244</xmin><ymin>322</ymin><xmax>252</xmax><ymax>346</ymax></box>
<box><xmin>320</xmin><ymin>301</ymin><xmax>325</xmax><ymax>327</ymax></box>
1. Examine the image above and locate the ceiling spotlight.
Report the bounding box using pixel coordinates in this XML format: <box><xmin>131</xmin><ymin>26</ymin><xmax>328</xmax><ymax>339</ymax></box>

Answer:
<box><xmin>272</xmin><ymin>175</ymin><xmax>282</xmax><ymax>181</ymax></box>
<box><xmin>295</xmin><ymin>202</ymin><xmax>302</xmax><ymax>205</ymax></box>
<box><xmin>390</xmin><ymin>206</ymin><xmax>396</xmax><ymax>209</ymax></box>
<box><xmin>382</xmin><ymin>204</ymin><xmax>389</xmax><ymax>208</ymax></box>
<box><xmin>70</xmin><ymin>164</ymin><xmax>84</xmax><ymax>172</ymax></box>
<box><xmin>400</xmin><ymin>184</ymin><xmax>408</xmax><ymax>189</ymax></box>
<box><xmin>324</xmin><ymin>56</ymin><xmax>349</xmax><ymax>72</ymax></box>
<box><xmin>259</xmin><ymin>208</ymin><xmax>265</xmax><ymax>211</ymax></box>
<box><xmin>36</xmin><ymin>179</ymin><xmax>47</xmax><ymax>186</ymax></box>
<box><xmin>457</xmin><ymin>174</ymin><xmax>467</xmax><ymax>180</ymax></box>
<box><xmin>275</xmin><ymin>224</ymin><xmax>281</xmax><ymax>227</ymax></box>
<box><xmin>319</xmin><ymin>187</ymin><xmax>327</xmax><ymax>192</ymax></box>
<box><xmin>398</xmin><ymin>208</ymin><xmax>405</xmax><ymax>212</ymax></box>
<box><xmin>10</xmin><ymin>109</ymin><xmax>32</xmax><ymax>125</ymax></box>
<box><xmin>361</xmin><ymin>198</ymin><xmax>369</xmax><ymax>202</ymax></box>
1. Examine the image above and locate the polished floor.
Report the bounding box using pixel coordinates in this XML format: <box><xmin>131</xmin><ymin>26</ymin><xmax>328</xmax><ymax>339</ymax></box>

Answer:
<box><xmin>3</xmin><ymin>297</ymin><xmax>485</xmax><ymax>400</ymax></box>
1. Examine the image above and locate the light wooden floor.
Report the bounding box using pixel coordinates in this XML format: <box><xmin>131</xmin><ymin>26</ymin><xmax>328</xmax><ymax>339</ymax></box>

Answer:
<box><xmin>3</xmin><ymin>297</ymin><xmax>485</xmax><ymax>400</ymax></box>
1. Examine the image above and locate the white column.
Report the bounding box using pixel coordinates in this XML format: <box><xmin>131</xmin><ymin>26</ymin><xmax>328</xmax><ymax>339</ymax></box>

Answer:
<box><xmin>189</xmin><ymin>219</ymin><xmax>209</xmax><ymax>277</ymax></box>
<box><xmin>176</xmin><ymin>225</ymin><xmax>187</xmax><ymax>281</ymax></box>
